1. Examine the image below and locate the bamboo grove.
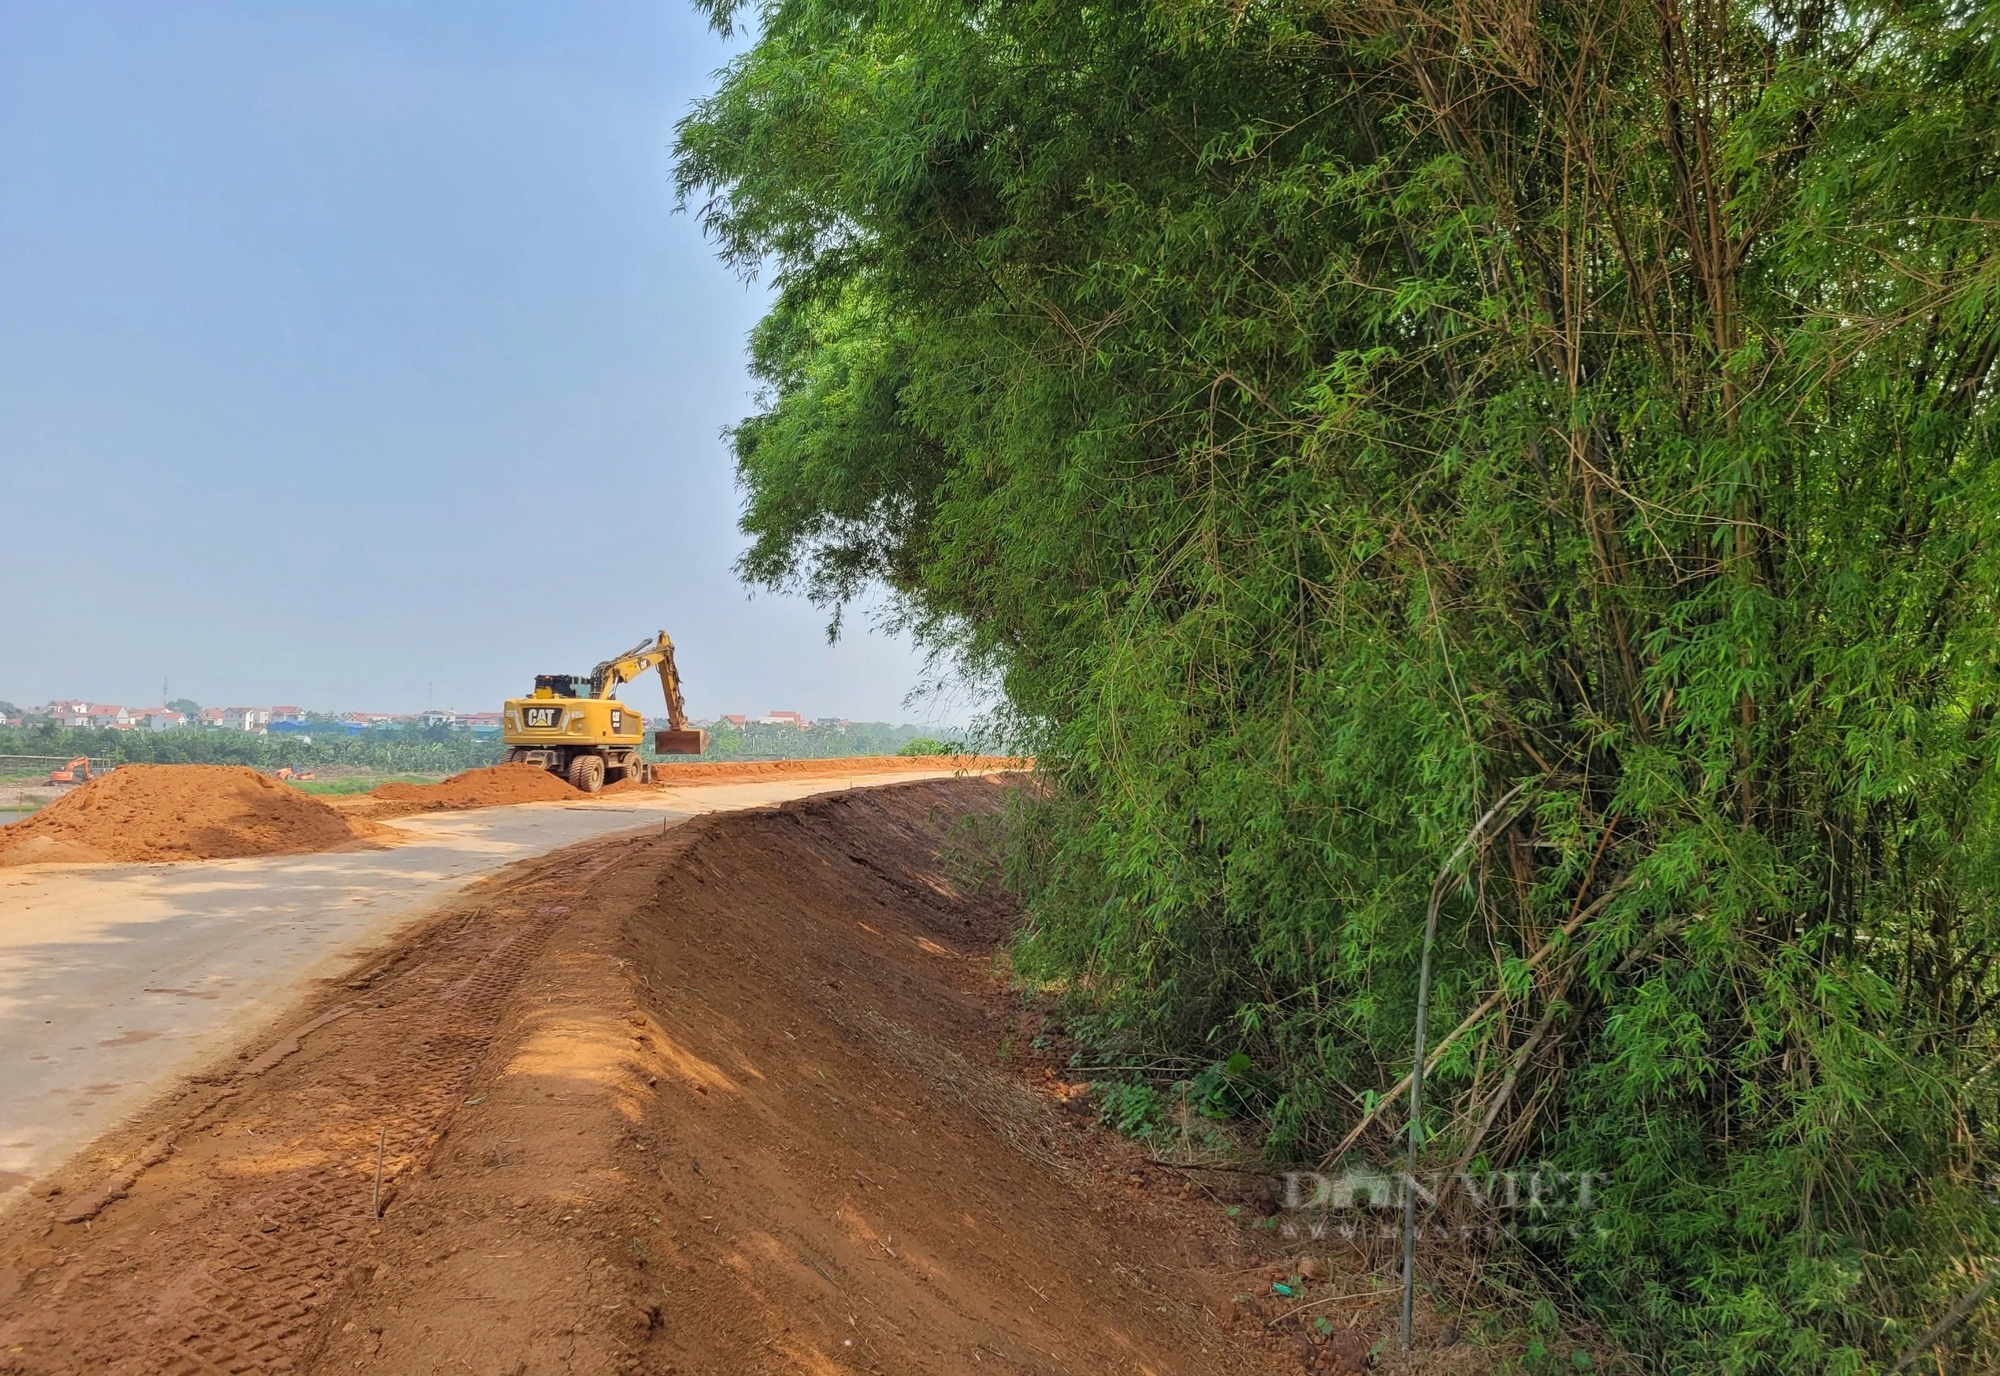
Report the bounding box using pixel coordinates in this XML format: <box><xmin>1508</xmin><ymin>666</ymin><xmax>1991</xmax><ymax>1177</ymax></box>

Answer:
<box><xmin>677</xmin><ymin>0</ymin><xmax>2000</xmax><ymax>1367</ymax></box>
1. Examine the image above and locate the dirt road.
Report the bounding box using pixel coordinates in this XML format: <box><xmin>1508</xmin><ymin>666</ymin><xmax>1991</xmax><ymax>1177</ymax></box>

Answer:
<box><xmin>0</xmin><ymin>770</ymin><xmax>962</xmax><ymax>1210</ymax></box>
<box><xmin>0</xmin><ymin>779</ymin><xmax>1384</xmax><ymax>1376</ymax></box>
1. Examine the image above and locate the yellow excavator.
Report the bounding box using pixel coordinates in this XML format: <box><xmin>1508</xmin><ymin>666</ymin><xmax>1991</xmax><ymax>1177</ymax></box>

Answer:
<box><xmin>499</xmin><ymin>631</ymin><xmax>707</xmax><ymax>793</ymax></box>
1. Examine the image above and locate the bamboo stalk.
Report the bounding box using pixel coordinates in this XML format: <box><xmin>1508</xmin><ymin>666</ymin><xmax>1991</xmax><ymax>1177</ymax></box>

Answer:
<box><xmin>1324</xmin><ymin>879</ymin><xmax>1625</xmax><ymax>1170</ymax></box>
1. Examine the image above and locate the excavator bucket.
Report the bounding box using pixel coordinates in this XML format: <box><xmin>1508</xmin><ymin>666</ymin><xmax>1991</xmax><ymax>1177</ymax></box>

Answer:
<box><xmin>654</xmin><ymin>729</ymin><xmax>707</xmax><ymax>756</ymax></box>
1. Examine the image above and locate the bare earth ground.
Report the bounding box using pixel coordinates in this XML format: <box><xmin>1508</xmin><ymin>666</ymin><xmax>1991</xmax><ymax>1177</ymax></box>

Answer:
<box><xmin>0</xmin><ymin>770</ymin><xmax>973</xmax><ymax>1202</ymax></box>
<box><xmin>0</xmin><ymin>778</ymin><xmax>1478</xmax><ymax>1376</ymax></box>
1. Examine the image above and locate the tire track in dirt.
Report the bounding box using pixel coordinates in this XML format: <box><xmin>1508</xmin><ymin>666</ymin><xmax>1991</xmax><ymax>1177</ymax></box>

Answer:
<box><xmin>0</xmin><ymin>834</ymin><xmax>645</xmax><ymax>1376</ymax></box>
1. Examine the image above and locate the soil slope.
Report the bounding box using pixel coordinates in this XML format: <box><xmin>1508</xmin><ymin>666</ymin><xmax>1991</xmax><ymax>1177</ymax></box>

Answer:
<box><xmin>0</xmin><ymin>779</ymin><xmax>1365</xmax><ymax>1376</ymax></box>
<box><xmin>635</xmin><ymin>753</ymin><xmax>1027</xmax><ymax>786</ymax></box>
<box><xmin>360</xmin><ymin>761</ymin><xmax>583</xmax><ymax>815</ymax></box>
<box><xmin>339</xmin><ymin>755</ymin><xmax>1027</xmax><ymax>819</ymax></box>
<box><xmin>0</xmin><ymin>765</ymin><xmax>399</xmax><ymax>867</ymax></box>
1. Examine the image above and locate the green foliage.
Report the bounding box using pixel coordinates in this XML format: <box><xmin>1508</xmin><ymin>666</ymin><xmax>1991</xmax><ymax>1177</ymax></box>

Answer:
<box><xmin>896</xmin><ymin>737</ymin><xmax>949</xmax><ymax>756</ymax></box>
<box><xmin>680</xmin><ymin>0</ymin><xmax>2000</xmax><ymax>1367</ymax></box>
<box><xmin>289</xmin><ymin>775</ymin><xmax>438</xmax><ymax>795</ymax></box>
<box><xmin>1093</xmin><ymin>1079</ymin><xmax>1172</xmax><ymax>1143</ymax></box>
<box><xmin>0</xmin><ymin>725</ymin><xmax>501</xmax><ymax>776</ymax></box>
<box><xmin>1188</xmin><ymin>1051</ymin><xmax>1257</xmax><ymax>1120</ymax></box>
<box><xmin>1089</xmin><ymin>1050</ymin><xmax>1257</xmax><ymax>1152</ymax></box>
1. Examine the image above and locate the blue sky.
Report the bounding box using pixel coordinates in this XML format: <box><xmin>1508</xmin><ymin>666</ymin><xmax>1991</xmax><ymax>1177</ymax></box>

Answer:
<box><xmin>0</xmin><ymin>1</ymin><xmax>947</xmax><ymax>723</ymax></box>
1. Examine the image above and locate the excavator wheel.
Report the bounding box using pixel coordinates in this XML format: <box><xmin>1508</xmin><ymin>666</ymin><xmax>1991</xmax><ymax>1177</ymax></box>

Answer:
<box><xmin>567</xmin><ymin>754</ymin><xmax>605</xmax><ymax>794</ymax></box>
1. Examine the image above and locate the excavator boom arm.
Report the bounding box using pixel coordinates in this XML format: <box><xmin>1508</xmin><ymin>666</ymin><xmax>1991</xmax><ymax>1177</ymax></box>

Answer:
<box><xmin>589</xmin><ymin>631</ymin><xmax>688</xmax><ymax>731</ymax></box>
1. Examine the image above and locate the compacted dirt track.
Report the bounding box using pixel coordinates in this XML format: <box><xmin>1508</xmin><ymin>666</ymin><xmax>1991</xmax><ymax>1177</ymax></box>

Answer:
<box><xmin>0</xmin><ymin>779</ymin><xmax>1321</xmax><ymax>1376</ymax></box>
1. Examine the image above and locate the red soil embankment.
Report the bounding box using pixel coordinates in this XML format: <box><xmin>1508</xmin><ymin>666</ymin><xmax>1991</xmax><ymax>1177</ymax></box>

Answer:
<box><xmin>367</xmin><ymin>762</ymin><xmax>582</xmax><ymax>809</ymax></box>
<box><xmin>341</xmin><ymin>755</ymin><xmax>1030</xmax><ymax>815</ymax></box>
<box><xmin>633</xmin><ymin>752</ymin><xmax>1029</xmax><ymax>787</ymax></box>
<box><xmin>0</xmin><ymin>764</ymin><xmax>400</xmax><ymax>867</ymax></box>
<box><xmin>313</xmin><ymin>776</ymin><xmax>1302</xmax><ymax>1375</ymax></box>
<box><xmin>0</xmin><ymin>779</ymin><xmax>1386</xmax><ymax>1376</ymax></box>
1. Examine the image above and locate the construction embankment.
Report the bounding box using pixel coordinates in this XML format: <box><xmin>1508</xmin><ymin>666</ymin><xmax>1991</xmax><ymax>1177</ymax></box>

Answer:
<box><xmin>0</xmin><ymin>778</ymin><xmax>1412</xmax><ymax>1376</ymax></box>
<box><xmin>0</xmin><ymin>758</ymin><xmax>1028</xmax><ymax>860</ymax></box>
<box><xmin>0</xmin><ymin>768</ymin><xmax>991</xmax><ymax>1220</ymax></box>
<box><xmin>337</xmin><ymin>755</ymin><xmax>1028</xmax><ymax>820</ymax></box>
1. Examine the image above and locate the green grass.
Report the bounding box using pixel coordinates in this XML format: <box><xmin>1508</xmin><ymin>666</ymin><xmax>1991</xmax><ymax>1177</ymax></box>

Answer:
<box><xmin>288</xmin><ymin>774</ymin><xmax>442</xmax><ymax>795</ymax></box>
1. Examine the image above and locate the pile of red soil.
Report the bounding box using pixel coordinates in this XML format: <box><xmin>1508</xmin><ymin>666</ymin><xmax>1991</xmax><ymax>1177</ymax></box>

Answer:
<box><xmin>360</xmin><ymin>763</ymin><xmax>583</xmax><ymax>816</ymax></box>
<box><xmin>0</xmin><ymin>765</ymin><xmax>400</xmax><ymax>867</ymax></box>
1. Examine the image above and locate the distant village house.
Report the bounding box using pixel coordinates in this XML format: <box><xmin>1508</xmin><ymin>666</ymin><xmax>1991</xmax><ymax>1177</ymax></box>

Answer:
<box><xmin>129</xmin><ymin>708</ymin><xmax>186</xmax><ymax>731</ymax></box>
<box><xmin>41</xmin><ymin>700</ymin><xmax>91</xmax><ymax>728</ymax></box>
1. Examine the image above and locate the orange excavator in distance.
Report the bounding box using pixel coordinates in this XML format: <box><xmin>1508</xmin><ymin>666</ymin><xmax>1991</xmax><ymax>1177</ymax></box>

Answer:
<box><xmin>47</xmin><ymin>757</ymin><xmax>94</xmax><ymax>785</ymax></box>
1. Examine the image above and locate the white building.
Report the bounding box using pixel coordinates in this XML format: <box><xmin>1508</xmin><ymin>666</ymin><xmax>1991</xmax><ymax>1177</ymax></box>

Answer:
<box><xmin>42</xmin><ymin>699</ymin><xmax>90</xmax><ymax>728</ymax></box>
